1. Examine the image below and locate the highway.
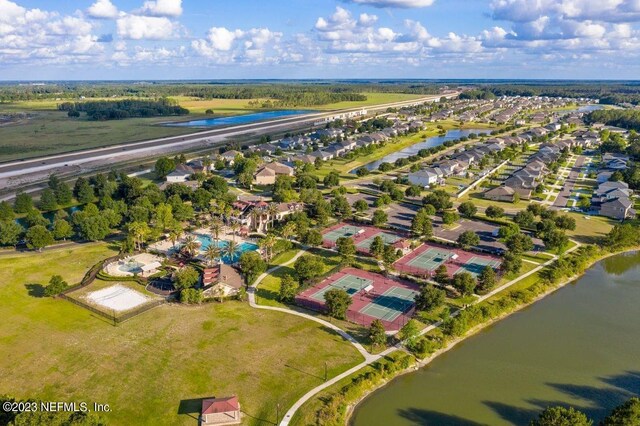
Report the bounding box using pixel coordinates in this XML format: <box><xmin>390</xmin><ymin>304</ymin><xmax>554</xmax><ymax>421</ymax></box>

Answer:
<box><xmin>0</xmin><ymin>94</ymin><xmax>453</xmax><ymax>182</ymax></box>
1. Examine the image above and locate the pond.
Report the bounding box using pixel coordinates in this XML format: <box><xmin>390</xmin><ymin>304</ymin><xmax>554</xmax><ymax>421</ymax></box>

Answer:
<box><xmin>355</xmin><ymin>128</ymin><xmax>492</xmax><ymax>172</ymax></box>
<box><xmin>351</xmin><ymin>251</ymin><xmax>640</xmax><ymax>426</ymax></box>
<box><xmin>164</xmin><ymin>110</ymin><xmax>313</xmax><ymax>128</ymax></box>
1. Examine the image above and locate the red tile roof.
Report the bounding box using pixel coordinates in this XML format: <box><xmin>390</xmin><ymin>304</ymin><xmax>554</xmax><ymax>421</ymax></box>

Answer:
<box><xmin>201</xmin><ymin>396</ymin><xmax>239</xmax><ymax>414</ymax></box>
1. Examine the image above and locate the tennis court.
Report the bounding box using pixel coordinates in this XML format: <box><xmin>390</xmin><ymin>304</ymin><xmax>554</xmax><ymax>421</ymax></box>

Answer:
<box><xmin>456</xmin><ymin>256</ymin><xmax>502</xmax><ymax>277</ymax></box>
<box><xmin>356</xmin><ymin>232</ymin><xmax>402</xmax><ymax>250</ymax></box>
<box><xmin>322</xmin><ymin>224</ymin><xmax>364</xmax><ymax>243</ymax></box>
<box><xmin>310</xmin><ymin>273</ymin><xmax>373</xmax><ymax>302</ymax></box>
<box><xmin>360</xmin><ymin>286</ymin><xmax>418</xmax><ymax>322</ymax></box>
<box><xmin>406</xmin><ymin>247</ymin><xmax>455</xmax><ymax>271</ymax></box>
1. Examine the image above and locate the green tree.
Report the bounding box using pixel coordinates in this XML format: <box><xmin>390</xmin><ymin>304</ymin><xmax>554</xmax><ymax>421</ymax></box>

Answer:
<box><xmin>303</xmin><ymin>229</ymin><xmax>323</xmax><ymax>247</ymax></box>
<box><xmin>452</xmin><ymin>272</ymin><xmax>477</xmax><ymax>296</ymax></box>
<box><xmin>383</xmin><ymin>244</ymin><xmax>400</xmax><ymax>265</ymax></box>
<box><xmin>154</xmin><ymin>156</ymin><xmax>176</xmax><ymax>178</ymax></box>
<box><xmin>422</xmin><ymin>190</ymin><xmax>452</xmax><ymax>211</ymax></box>
<box><xmin>372</xmin><ymin>209</ymin><xmax>388</xmax><ymax>226</ymax></box>
<box><xmin>530</xmin><ymin>406</ymin><xmax>592</xmax><ymax>426</ymax></box>
<box><xmin>505</xmin><ymin>233</ymin><xmax>534</xmax><ymax>254</ymax></box>
<box><xmin>38</xmin><ymin>189</ymin><xmax>58</xmax><ymax>211</ymax></box>
<box><xmin>74</xmin><ymin>178</ymin><xmax>95</xmax><ymax>204</ymax></box>
<box><xmin>336</xmin><ymin>236</ymin><xmax>357</xmax><ymax>264</ymax></box>
<box><xmin>502</xmin><ymin>252</ymin><xmax>522</xmax><ymax>275</ymax></box>
<box><xmin>180</xmin><ymin>288</ymin><xmax>203</xmax><ymax>304</ymax></box>
<box><xmin>543</xmin><ymin>229</ymin><xmax>569</xmax><ymax>253</ymax></box>
<box><xmin>369</xmin><ymin>235</ymin><xmax>385</xmax><ymax>259</ymax></box>
<box><xmin>0</xmin><ymin>201</ymin><xmax>15</xmax><ymax>222</ymax></box>
<box><xmin>25</xmin><ymin>225</ymin><xmax>54</xmax><ymax>251</ymax></box>
<box><xmin>434</xmin><ymin>264</ymin><xmax>450</xmax><ymax>284</ymax></box>
<box><xmin>52</xmin><ymin>219</ymin><xmax>73</xmax><ymax>241</ymax></box>
<box><xmin>442</xmin><ymin>211</ymin><xmax>460</xmax><ymax>225</ymax></box>
<box><xmin>238</xmin><ymin>251</ymin><xmax>267</xmax><ymax>284</ymax></box>
<box><xmin>457</xmin><ymin>201</ymin><xmax>477</xmax><ymax>218</ymax></box>
<box><xmin>514</xmin><ymin>210</ymin><xmax>536</xmax><ymax>228</ymax></box>
<box><xmin>324</xmin><ymin>288</ymin><xmax>352</xmax><ymax>319</ymax></box>
<box><xmin>602</xmin><ymin>397</ymin><xmax>640</xmax><ymax>425</ymax></box>
<box><xmin>13</xmin><ymin>192</ymin><xmax>33</xmax><ymax>214</ymax></box>
<box><xmin>411</xmin><ymin>208</ymin><xmax>433</xmax><ymax>237</ymax></box>
<box><xmin>294</xmin><ymin>255</ymin><xmax>324</xmax><ymax>285</ymax></box>
<box><xmin>278</xmin><ymin>274</ymin><xmax>299</xmax><ymax>303</ymax></box>
<box><xmin>54</xmin><ymin>181</ymin><xmax>73</xmax><ymax>205</ymax></box>
<box><xmin>0</xmin><ymin>221</ymin><xmax>23</xmax><ymax>247</ymax></box>
<box><xmin>353</xmin><ymin>199</ymin><xmax>369</xmax><ymax>213</ymax></box>
<box><xmin>24</xmin><ymin>209</ymin><xmax>48</xmax><ymax>228</ymax></box>
<box><xmin>485</xmin><ymin>205</ymin><xmax>505</xmax><ymax>218</ymax></box>
<box><xmin>457</xmin><ymin>230</ymin><xmax>480</xmax><ymax>249</ymax></box>
<box><xmin>398</xmin><ymin>319</ymin><xmax>420</xmax><ymax>344</ymax></box>
<box><xmin>174</xmin><ymin>266</ymin><xmax>199</xmax><ymax>290</ymax></box>
<box><xmin>355</xmin><ymin>167</ymin><xmax>370</xmax><ymax>177</ymax></box>
<box><xmin>498</xmin><ymin>222</ymin><xmax>521</xmax><ymax>240</ymax></box>
<box><xmin>415</xmin><ymin>284</ymin><xmax>445</xmax><ymax>311</ymax></box>
<box><xmin>368</xmin><ymin>319</ymin><xmax>387</xmax><ymax>347</ymax></box>
<box><xmin>477</xmin><ymin>266</ymin><xmax>497</xmax><ymax>292</ymax></box>
<box><xmin>323</xmin><ymin>171</ymin><xmax>340</xmax><ymax>187</ymax></box>
<box><xmin>43</xmin><ymin>275</ymin><xmax>69</xmax><ymax>296</ymax></box>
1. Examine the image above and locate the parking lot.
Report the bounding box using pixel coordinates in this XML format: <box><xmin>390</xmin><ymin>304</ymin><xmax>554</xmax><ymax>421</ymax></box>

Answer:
<box><xmin>386</xmin><ymin>202</ymin><xmax>421</xmax><ymax>230</ymax></box>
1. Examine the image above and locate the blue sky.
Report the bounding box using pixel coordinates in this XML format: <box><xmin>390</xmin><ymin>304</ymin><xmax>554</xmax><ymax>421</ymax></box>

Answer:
<box><xmin>1</xmin><ymin>0</ymin><xmax>640</xmax><ymax>80</ymax></box>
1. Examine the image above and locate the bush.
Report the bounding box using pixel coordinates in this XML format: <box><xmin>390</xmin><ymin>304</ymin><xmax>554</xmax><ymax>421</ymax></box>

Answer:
<box><xmin>43</xmin><ymin>275</ymin><xmax>68</xmax><ymax>296</ymax></box>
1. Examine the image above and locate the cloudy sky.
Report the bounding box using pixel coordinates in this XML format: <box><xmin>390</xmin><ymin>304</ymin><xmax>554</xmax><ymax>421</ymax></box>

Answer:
<box><xmin>1</xmin><ymin>0</ymin><xmax>640</xmax><ymax>80</ymax></box>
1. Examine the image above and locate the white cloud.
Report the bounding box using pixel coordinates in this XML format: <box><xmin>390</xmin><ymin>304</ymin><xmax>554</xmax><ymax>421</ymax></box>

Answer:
<box><xmin>342</xmin><ymin>0</ymin><xmax>435</xmax><ymax>8</ymax></box>
<box><xmin>192</xmin><ymin>26</ymin><xmax>283</xmax><ymax>64</ymax></box>
<box><xmin>116</xmin><ymin>14</ymin><xmax>178</xmax><ymax>40</ymax></box>
<box><xmin>139</xmin><ymin>0</ymin><xmax>182</xmax><ymax>17</ymax></box>
<box><xmin>87</xmin><ymin>0</ymin><xmax>118</xmax><ymax>19</ymax></box>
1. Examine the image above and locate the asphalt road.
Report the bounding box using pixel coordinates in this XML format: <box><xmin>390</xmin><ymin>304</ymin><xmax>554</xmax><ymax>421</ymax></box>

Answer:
<box><xmin>553</xmin><ymin>155</ymin><xmax>585</xmax><ymax>208</ymax></box>
<box><xmin>0</xmin><ymin>94</ymin><xmax>452</xmax><ymax>181</ymax></box>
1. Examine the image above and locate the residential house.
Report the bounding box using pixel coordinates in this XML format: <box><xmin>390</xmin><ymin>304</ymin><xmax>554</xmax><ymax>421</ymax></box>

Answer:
<box><xmin>166</xmin><ymin>164</ymin><xmax>195</xmax><ymax>183</ymax></box>
<box><xmin>253</xmin><ymin>161</ymin><xmax>294</xmax><ymax>185</ymax></box>
<box><xmin>220</xmin><ymin>150</ymin><xmax>242</xmax><ymax>165</ymax></box>
<box><xmin>408</xmin><ymin>170</ymin><xmax>439</xmax><ymax>188</ymax></box>
<box><xmin>484</xmin><ymin>186</ymin><xmax>517</xmax><ymax>202</ymax></box>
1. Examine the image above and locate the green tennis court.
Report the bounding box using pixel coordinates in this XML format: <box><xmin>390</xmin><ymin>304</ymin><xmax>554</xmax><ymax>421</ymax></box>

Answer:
<box><xmin>323</xmin><ymin>225</ymin><xmax>365</xmax><ymax>242</ymax></box>
<box><xmin>356</xmin><ymin>232</ymin><xmax>402</xmax><ymax>249</ymax></box>
<box><xmin>359</xmin><ymin>287</ymin><xmax>418</xmax><ymax>321</ymax></box>
<box><xmin>406</xmin><ymin>247</ymin><xmax>454</xmax><ymax>271</ymax></box>
<box><xmin>310</xmin><ymin>274</ymin><xmax>373</xmax><ymax>302</ymax></box>
<box><xmin>456</xmin><ymin>256</ymin><xmax>502</xmax><ymax>277</ymax></box>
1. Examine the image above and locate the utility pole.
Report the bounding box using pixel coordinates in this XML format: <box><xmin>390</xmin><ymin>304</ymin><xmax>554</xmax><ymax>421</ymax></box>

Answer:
<box><xmin>276</xmin><ymin>403</ymin><xmax>280</xmax><ymax>425</ymax></box>
<box><xmin>324</xmin><ymin>361</ymin><xmax>328</xmax><ymax>382</ymax></box>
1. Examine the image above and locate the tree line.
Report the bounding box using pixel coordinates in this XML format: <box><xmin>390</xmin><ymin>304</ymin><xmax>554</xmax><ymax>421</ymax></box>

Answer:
<box><xmin>57</xmin><ymin>98</ymin><xmax>189</xmax><ymax>120</ymax></box>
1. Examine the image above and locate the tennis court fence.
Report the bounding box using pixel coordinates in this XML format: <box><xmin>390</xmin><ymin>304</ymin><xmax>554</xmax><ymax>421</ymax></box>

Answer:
<box><xmin>295</xmin><ymin>298</ymin><xmax>413</xmax><ymax>331</ymax></box>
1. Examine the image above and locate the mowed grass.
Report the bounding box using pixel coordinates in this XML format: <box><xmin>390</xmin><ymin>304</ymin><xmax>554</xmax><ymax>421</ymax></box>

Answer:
<box><xmin>0</xmin><ymin>244</ymin><xmax>363</xmax><ymax>425</ymax></box>
<box><xmin>168</xmin><ymin>96</ymin><xmax>267</xmax><ymax>115</ymax></box>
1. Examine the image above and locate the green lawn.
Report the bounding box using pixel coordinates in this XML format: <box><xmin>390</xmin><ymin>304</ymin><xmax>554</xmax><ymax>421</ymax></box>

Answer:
<box><xmin>0</xmin><ymin>109</ymin><xmax>197</xmax><ymax>161</ymax></box>
<box><xmin>0</xmin><ymin>244</ymin><xmax>363</xmax><ymax>425</ymax></box>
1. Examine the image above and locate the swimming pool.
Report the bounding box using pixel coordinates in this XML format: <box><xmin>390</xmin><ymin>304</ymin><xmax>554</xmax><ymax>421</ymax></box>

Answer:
<box><xmin>117</xmin><ymin>261</ymin><xmax>144</xmax><ymax>274</ymax></box>
<box><xmin>196</xmin><ymin>235</ymin><xmax>259</xmax><ymax>264</ymax></box>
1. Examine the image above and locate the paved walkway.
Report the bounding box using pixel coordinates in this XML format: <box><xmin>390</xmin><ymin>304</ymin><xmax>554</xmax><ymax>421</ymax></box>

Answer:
<box><xmin>277</xmin><ymin>242</ymin><xmax>579</xmax><ymax>425</ymax></box>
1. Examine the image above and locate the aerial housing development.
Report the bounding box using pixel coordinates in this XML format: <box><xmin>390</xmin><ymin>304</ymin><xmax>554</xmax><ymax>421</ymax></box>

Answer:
<box><xmin>2</xmin><ymin>1</ymin><xmax>640</xmax><ymax>426</ymax></box>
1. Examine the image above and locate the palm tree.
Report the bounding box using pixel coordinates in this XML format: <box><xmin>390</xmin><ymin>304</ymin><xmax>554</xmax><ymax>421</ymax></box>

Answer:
<box><xmin>221</xmin><ymin>240</ymin><xmax>240</xmax><ymax>263</ymax></box>
<box><xmin>267</xmin><ymin>203</ymin><xmax>280</xmax><ymax>230</ymax></box>
<box><xmin>229</xmin><ymin>222</ymin><xmax>241</xmax><ymax>242</ymax></box>
<box><xmin>281</xmin><ymin>222</ymin><xmax>296</xmax><ymax>241</ymax></box>
<box><xmin>128</xmin><ymin>221</ymin><xmax>150</xmax><ymax>251</ymax></box>
<box><xmin>203</xmin><ymin>244</ymin><xmax>220</xmax><ymax>266</ymax></box>
<box><xmin>261</xmin><ymin>233</ymin><xmax>277</xmax><ymax>261</ymax></box>
<box><xmin>210</xmin><ymin>218</ymin><xmax>223</xmax><ymax>246</ymax></box>
<box><xmin>250</xmin><ymin>208</ymin><xmax>261</xmax><ymax>232</ymax></box>
<box><xmin>169</xmin><ymin>228</ymin><xmax>182</xmax><ymax>249</ymax></box>
<box><xmin>181</xmin><ymin>235</ymin><xmax>199</xmax><ymax>259</ymax></box>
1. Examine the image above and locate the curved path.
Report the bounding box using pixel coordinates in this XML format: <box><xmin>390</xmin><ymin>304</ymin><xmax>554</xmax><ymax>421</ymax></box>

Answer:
<box><xmin>272</xmin><ymin>242</ymin><xmax>577</xmax><ymax>426</ymax></box>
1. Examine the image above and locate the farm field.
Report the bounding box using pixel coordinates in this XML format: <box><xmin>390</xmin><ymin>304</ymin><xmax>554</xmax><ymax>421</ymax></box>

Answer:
<box><xmin>0</xmin><ymin>243</ymin><xmax>363</xmax><ymax>425</ymax></box>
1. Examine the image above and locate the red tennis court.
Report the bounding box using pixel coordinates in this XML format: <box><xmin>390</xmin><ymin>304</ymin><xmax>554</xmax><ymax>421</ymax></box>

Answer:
<box><xmin>296</xmin><ymin>267</ymin><xmax>420</xmax><ymax>331</ymax></box>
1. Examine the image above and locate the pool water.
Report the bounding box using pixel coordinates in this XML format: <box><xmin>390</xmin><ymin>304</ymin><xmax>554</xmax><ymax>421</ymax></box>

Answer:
<box><xmin>196</xmin><ymin>235</ymin><xmax>259</xmax><ymax>264</ymax></box>
<box><xmin>118</xmin><ymin>261</ymin><xmax>144</xmax><ymax>274</ymax></box>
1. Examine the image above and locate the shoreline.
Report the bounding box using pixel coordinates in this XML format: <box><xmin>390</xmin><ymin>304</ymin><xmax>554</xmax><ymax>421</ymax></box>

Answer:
<box><xmin>342</xmin><ymin>247</ymin><xmax>639</xmax><ymax>426</ymax></box>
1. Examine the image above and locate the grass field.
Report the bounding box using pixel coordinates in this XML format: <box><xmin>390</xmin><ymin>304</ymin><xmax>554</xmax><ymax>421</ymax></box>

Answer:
<box><xmin>0</xmin><ymin>109</ymin><xmax>196</xmax><ymax>161</ymax></box>
<box><xmin>0</xmin><ymin>243</ymin><xmax>363</xmax><ymax>425</ymax></box>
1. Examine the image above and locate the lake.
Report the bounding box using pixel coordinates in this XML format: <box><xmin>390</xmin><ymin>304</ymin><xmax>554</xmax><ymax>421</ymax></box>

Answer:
<box><xmin>356</xmin><ymin>128</ymin><xmax>492</xmax><ymax>172</ymax></box>
<box><xmin>164</xmin><ymin>110</ymin><xmax>313</xmax><ymax>128</ymax></box>
<box><xmin>351</xmin><ymin>251</ymin><xmax>640</xmax><ymax>426</ymax></box>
